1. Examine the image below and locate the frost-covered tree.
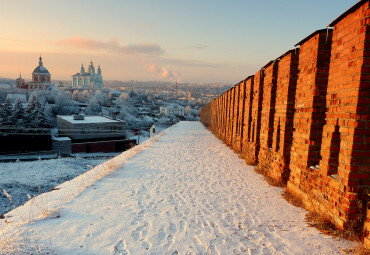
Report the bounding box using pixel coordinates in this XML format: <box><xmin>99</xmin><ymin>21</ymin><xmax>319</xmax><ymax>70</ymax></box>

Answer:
<box><xmin>80</xmin><ymin>90</ymin><xmax>90</xmax><ymax>103</ymax></box>
<box><xmin>108</xmin><ymin>92</ymin><xmax>113</xmax><ymax>100</ymax></box>
<box><xmin>142</xmin><ymin>116</ymin><xmax>154</xmax><ymax>127</ymax></box>
<box><xmin>85</xmin><ymin>96</ymin><xmax>102</xmax><ymax>115</ymax></box>
<box><xmin>24</xmin><ymin>95</ymin><xmax>50</xmax><ymax>130</ymax></box>
<box><xmin>55</xmin><ymin>91</ymin><xmax>76</xmax><ymax>115</ymax></box>
<box><xmin>33</xmin><ymin>109</ymin><xmax>50</xmax><ymax>130</ymax></box>
<box><xmin>10</xmin><ymin>98</ymin><xmax>25</xmax><ymax>127</ymax></box>
<box><xmin>0</xmin><ymin>98</ymin><xmax>13</xmax><ymax>125</ymax></box>
<box><xmin>72</xmin><ymin>90</ymin><xmax>79</xmax><ymax>101</ymax></box>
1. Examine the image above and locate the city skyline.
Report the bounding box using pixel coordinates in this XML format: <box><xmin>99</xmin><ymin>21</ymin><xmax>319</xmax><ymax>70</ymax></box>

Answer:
<box><xmin>0</xmin><ymin>0</ymin><xmax>356</xmax><ymax>84</ymax></box>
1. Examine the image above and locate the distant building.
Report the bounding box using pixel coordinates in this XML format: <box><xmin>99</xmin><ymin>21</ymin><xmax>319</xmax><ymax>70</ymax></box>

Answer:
<box><xmin>159</xmin><ymin>103</ymin><xmax>184</xmax><ymax>117</ymax></box>
<box><xmin>150</xmin><ymin>123</ymin><xmax>172</xmax><ymax>138</ymax></box>
<box><xmin>15</xmin><ymin>56</ymin><xmax>54</xmax><ymax>91</ymax></box>
<box><xmin>15</xmin><ymin>75</ymin><xmax>25</xmax><ymax>89</ymax></box>
<box><xmin>57</xmin><ymin>115</ymin><xmax>125</xmax><ymax>141</ymax></box>
<box><xmin>56</xmin><ymin>115</ymin><xmax>133</xmax><ymax>154</ymax></box>
<box><xmin>72</xmin><ymin>62</ymin><xmax>103</xmax><ymax>89</ymax></box>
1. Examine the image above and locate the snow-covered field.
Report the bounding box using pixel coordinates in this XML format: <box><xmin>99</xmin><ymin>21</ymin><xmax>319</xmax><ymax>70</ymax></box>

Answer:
<box><xmin>0</xmin><ymin>122</ymin><xmax>356</xmax><ymax>254</ymax></box>
<box><xmin>0</xmin><ymin>156</ymin><xmax>113</xmax><ymax>216</ymax></box>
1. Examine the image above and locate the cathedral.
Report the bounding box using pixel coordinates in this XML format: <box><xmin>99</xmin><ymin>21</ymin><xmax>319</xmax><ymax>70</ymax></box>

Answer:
<box><xmin>15</xmin><ymin>56</ymin><xmax>53</xmax><ymax>91</ymax></box>
<box><xmin>72</xmin><ymin>62</ymin><xmax>103</xmax><ymax>89</ymax></box>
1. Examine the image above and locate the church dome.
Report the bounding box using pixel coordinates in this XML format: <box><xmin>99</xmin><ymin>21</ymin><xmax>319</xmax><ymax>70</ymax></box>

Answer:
<box><xmin>32</xmin><ymin>57</ymin><xmax>50</xmax><ymax>74</ymax></box>
<box><xmin>33</xmin><ymin>65</ymin><xmax>50</xmax><ymax>74</ymax></box>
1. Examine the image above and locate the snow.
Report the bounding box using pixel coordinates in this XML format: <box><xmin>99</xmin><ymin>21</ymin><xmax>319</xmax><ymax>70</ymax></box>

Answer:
<box><xmin>0</xmin><ymin>122</ymin><xmax>356</xmax><ymax>254</ymax></box>
<box><xmin>58</xmin><ymin>115</ymin><xmax>123</xmax><ymax>124</ymax></box>
<box><xmin>52</xmin><ymin>136</ymin><xmax>71</xmax><ymax>141</ymax></box>
<box><xmin>0</xmin><ymin>156</ymin><xmax>112</xmax><ymax>217</ymax></box>
<box><xmin>152</xmin><ymin>123</ymin><xmax>171</xmax><ymax>131</ymax></box>
<box><xmin>39</xmin><ymin>66</ymin><xmax>47</xmax><ymax>72</ymax></box>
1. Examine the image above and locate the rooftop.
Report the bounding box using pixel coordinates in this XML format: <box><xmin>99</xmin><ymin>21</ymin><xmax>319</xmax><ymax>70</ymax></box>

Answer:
<box><xmin>57</xmin><ymin>115</ymin><xmax>123</xmax><ymax>124</ymax></box>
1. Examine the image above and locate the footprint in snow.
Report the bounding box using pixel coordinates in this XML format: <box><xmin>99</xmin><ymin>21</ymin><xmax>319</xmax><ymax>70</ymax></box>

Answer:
<box><xmin>113</xmin><ymin>240</ymin><xmax>129</xmax><ymax>255</ymax></box>
<box><xmin>142</xmin><ymin>241</ymin><xmax>151</xmax><ymax>250</ymax></box>
<box><xmin>158</xmin><ymin>227</ymin><xmax>166</xmax><ymax>241</ymax></box>
<box><xmin>170</xmin><ymin>221</ymin><xmax>177</xmax><ymax>233</ymax></box>
<box><xmin>180</xmin><ymin>221</ymin><xmax>186</xmax><ymax>232</ymax></box>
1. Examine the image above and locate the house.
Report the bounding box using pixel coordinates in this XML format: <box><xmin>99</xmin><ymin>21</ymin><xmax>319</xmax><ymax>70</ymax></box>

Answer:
<box><xmin>159</xmin><ymin>103</ymin><xmax>184</xmax><ymax>117</ymax></box>
<box><xmin>57</xmin><ymin>115</ymin><xmax>126</xmax><ymax>141</ymax></box>
<box><xmin>150</xmin><ymin>123</ymin><xmax>172</xmax><ymax>138</ymax></box>
<box><xmin>56</xmin><ymin>115</ymin><xmax>132</xmax><ymax>154</ymax></box>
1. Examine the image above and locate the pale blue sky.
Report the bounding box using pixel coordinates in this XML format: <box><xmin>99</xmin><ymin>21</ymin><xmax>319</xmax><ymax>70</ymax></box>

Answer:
<box><xmin>0</xmin><ymin>0</ymin><xmax>356</xmax><ymax>83</ymax></box>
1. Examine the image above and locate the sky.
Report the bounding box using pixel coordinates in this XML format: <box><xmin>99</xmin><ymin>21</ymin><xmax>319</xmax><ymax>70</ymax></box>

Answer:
<box><xmin>0</xmin><ymin>0</ymin><xmax>357</xmax><ymax>84</ymax></box>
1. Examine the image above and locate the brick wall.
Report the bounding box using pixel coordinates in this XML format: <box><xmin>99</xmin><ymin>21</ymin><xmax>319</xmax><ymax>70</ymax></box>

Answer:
<box><xmin>287</xmin><ymin>29</ymin><xmax>333</xmax><ymax>209</ymax></box>
<box><xmin>270</xmin><ymin>49</ymin><xmax>299</xmax><ymax>183</ymax></box>
<box><xmin>258</xmin><ymin>61</ymin><xmax>279</xmax><ymax>173</ymax></box>
<box><xmin>200</xmin><ymin>0</ymin><xmax>370</xmax><ymax>248</ymax></box>
<box><xmin>318</xmin><ymin>0</ymin><xmax>370</xmax><ymax>228</ymax></box>
<box><xmin>241</xmin><ymin>76</ymin><xmax>254</xmax><ymax>161</ymax></box>
<box><xmin>233</xmin><ymin>81</ymin><xmax>245</xmax><ymax>152</ymax></box>
<box><xmin>365</xmin><ymin>202</ymin><xmax>370</xmax><ymax>247</ymax></box>
<box><xmin>243</xmin><ymin>70</ymin><xmax>264</xmax><ymax>164</ymax></box>
<box><xmin>231</xmin><ymin>85</ymin><xmax>240</xmax><ymax>149</ymax></box>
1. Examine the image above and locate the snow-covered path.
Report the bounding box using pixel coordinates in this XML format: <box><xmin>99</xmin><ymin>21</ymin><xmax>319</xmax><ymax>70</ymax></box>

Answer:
<box><xmin>1</xmin><ymin>122</ymin><xmax>355</xmax><ymax>254</ymax></box>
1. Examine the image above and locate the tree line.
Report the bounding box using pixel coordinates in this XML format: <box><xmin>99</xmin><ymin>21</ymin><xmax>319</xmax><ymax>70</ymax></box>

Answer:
<box><xmin>0</xmin><ymin>96</ymin><xmax>50</xmax><ymax>133</ymax></box>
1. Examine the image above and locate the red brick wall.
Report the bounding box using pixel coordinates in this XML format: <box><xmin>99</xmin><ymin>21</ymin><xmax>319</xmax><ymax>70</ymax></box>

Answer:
<box><xmin>241</xmin><ymin>76</ymin><xmax>254</xmax><ymax>160</ymax></box>
<box><xmin>226</xmin><ymin>89</ymin><xmax>233</xmax><ymax>144</ymax></box>
<box><xmin>318</xmin><ymin>1</ymin><xmax>370</xmax><ymax>227</ymax></box>
<box><xmin>236</xmin><ymin>80</ymin><xmax>246</xmax><ymax>153</ymax></box>
<box><xmin>287</xmin><ymin>29</ymin><xmax>333</xmax><ymax>203</ymax></box>
<box><xmin>231</xmin><ymin>85</ymin><xmax>240</xmax><ymax>148</ymax></box>
<box><xmin>270</xmin><ymin>50</ymin><xmax>299</xmax><ymax>183</ymax></box>
<box><xmin>243</xmin><ymin>70</ymin><xmax>264</xmax><ymax>164</ymax></box>
<box><xmin>365</xmin><ymin>202</ymin><xmax>370</xmax><ymax>248</ymax></box>
<box><xmin>258</xmin><ymin>61</ymin><xmax>279</xmax><ymax>172</ymax></box>
<box><xmin>232</xmin><ymin>82</ymin><xmax>244</xmax><ymax>152</ymax></box>
<box><xmin>200</xmin><ymin>1</ymin><xmax>370</xmax><ymax>247</ymax></box>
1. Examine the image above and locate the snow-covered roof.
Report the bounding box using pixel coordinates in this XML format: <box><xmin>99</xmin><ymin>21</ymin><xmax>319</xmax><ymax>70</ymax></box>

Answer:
<box><xmin>46</xmin><ymin>85</ymin><xmax>59</xmax><ymax>91</ymax></box>
<box><xmin>166</xmin><ymin>103</ymin><xmax>184</xmax><ymax>109</ymax></box>
<box><xmin>53</xmin><ymin>136</ymin><xmax>71</xmax><ymax>141</ymax></box>
<box><xmin>58</xmin><ymin>115</ymin><xmax>124</xmax><ymax>124</ymax></box>
<box><xmin>33</xmin><ymin>65</ymin><xmax>50</xmax><ymax>74</ymax></box>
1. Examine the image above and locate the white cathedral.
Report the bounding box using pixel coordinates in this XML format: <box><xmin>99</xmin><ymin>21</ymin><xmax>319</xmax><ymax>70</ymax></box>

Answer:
<box><xmin>72</xmin><ymin>61</ymin><xmax>103</xmax><ymax>89</ymax></box>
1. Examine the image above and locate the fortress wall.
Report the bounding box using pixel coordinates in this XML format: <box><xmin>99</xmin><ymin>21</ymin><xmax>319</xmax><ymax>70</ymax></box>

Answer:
<box><xmin>200</xmin><ymin>1</ymin><xmax>370</xmax><ymax>247</ymax></box>
<box><xmin>257</xmin><ymin>61</ymin><xmax>279</xmax><ymax>174</ymax></box>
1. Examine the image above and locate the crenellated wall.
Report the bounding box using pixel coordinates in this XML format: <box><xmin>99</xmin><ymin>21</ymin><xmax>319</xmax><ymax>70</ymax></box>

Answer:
<box><xmin>200</xmin><ymin>0</ymin><xmax>370</xmax><ymax>248</ymax></box>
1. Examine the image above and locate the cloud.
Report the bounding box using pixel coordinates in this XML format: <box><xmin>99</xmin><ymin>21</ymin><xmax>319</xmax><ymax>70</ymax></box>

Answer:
<box><xmin>145</xmin><ymin>64</ymin><xmax>182</xmax><ymax>82</ymax></box>
<box><xmin>57</xmin><ymin>36</ymin><xmax>164</xmax><ymax>56</ymax></box>
<box><xmin>161</xmin><ymin>57</ymin><xmax>221</xmax><ymax>68</ymax></box>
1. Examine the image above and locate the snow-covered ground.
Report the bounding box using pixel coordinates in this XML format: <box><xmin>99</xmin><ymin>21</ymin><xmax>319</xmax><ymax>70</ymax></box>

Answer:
<box><xmin>0</xmin><ymin>156</ymin><xmax>114</xmax><ymax>216</ymax></box>
<box><xmin>0</xmin><ymin>122</ymin><xmax>357</xmax><ymax>254</ymax></box>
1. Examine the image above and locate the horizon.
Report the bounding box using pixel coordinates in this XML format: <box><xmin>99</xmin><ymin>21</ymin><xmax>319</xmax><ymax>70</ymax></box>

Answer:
<box><xmin>0</xmin><ymin>1</ymin><xmax>356</xmax><ymax>84</ymax></box>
